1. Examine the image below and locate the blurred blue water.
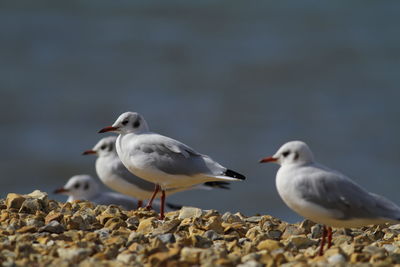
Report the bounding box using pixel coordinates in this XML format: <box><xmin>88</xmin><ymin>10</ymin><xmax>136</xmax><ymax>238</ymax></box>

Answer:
<box><xmin>1</xmin><ymin>1</ymin><xmax>400</xmax><ymax>223</ymax></box>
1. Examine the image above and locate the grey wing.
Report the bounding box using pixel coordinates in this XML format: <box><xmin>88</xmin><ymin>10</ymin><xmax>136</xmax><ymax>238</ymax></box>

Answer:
<box><xmin>112</xmin><ymin>160</ymin><xmax>156</xmax><ymax>192</ymax></box>
<box><xmin>137</xmin><ymin>136</ymin><xmax>225</xmax><ymax>176</ymax></box>
<box><xmin>297</xmin><ymin>165</ymin><xmax>400</xmax><ymax>221</ymax></box>
<box><xmin>93</xmin><ymin>192</ymin><xmax>138</xmax><ymax>210</ymax></box>
<box><xmin>368</xmin><ymin>193</ymin><xmax>400</xmax><ymax>220</ymax></box>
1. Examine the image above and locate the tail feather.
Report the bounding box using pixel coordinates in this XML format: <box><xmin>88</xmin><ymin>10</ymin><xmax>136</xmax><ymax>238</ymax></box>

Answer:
<box><xmin>203</xmin><ymin>181</ymin><xmax>230</xmax><ymax>190</ymax></box>
<box><xmin>224</xmin><ymin>169</ymin><xmax>246</xmax><ymax>180</ymax></box>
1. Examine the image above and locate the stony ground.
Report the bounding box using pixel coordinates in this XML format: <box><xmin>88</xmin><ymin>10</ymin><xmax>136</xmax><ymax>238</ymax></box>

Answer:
<box><xmin>1</xmin><ymin>191</ymin><xmax>400</xmax><ymax>267</ymax></box>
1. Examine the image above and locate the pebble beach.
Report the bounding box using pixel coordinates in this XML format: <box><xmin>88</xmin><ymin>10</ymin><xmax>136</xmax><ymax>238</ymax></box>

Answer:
<box><xmin>1</xmin><ymin>190</ymin><xmax>400</xmax><ymax>267</ymax></box>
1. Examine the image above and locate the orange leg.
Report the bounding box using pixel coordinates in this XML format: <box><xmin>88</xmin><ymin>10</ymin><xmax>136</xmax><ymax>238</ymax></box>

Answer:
<box><xmin>319</xmin><ymin>225</ymin><xmax>327</xmax><ymax>256</ymax></box>
<box><xmin>159</xmin><ymin>190</ymin><xmax>166</xmax><ymax>220</ymax></box>
<box><xmin>145</xmin><ymin>184</ymin><xmax>160</xmax><ymax>210</ymax></box>
<box><xmin>327</xmin><ymin>226</ymin><xmax>333</xmax><ymax>248</ymax></box>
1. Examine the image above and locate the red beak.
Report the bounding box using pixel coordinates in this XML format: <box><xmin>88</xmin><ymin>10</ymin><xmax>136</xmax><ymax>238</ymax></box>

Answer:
<box><xmin>98</xmin><ymin>126</ymin><xmax>118</xmax><ymax>133</ymax></box>
<box><xmin>53</xmin><ymin>188</ymin><xmax>68</xmax><ymax>194</ymax></box>
<box><xmin>82</xmin><ymin>150</ymin><xmax>96</xmax><ymax>155</ymax></box>
<box><xmin>259</xmin><ymin>156</ymin><xmax>277</xmax><ymax>163</ymax></box>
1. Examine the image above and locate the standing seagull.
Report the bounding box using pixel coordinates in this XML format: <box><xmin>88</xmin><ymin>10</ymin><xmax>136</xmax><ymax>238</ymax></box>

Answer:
<box><xmin>54</xmin><ymin>174</ymin><xmax>180</xmax><ymax>212</ymax></box>
<box><xmin>83</xmin><ymin>136</ymin><xmax>230</xmax><ymax>208</ymax></box>
<box><xmin>99</xmin><ymin>111</ymin><xmax>245</xmax><ymax>219</ymax></box>
<box><xmin>259</xmin><ymin>140</ymin><xmax>400</xmax><ymax>255</ymax></box>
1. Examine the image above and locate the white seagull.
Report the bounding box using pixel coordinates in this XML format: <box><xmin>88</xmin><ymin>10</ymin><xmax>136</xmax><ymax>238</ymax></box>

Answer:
<box><xmin>83</xmin><ymin>136</ymin><xmax>230</xmax><ymax>208</ymax></box>
<box><xmin>53</xmin><ymin>174</ymin><xmax>180</xmax><ymax>212</ymax></box>
<box><xmin>260</xmin><ymin>140</ymin><xmax>400</xmax><ymax>255</ymax></box>
<box><xmin>98</xmin><ymin>111</ymin><xmax>245</xmax><ymax>219</ymax></box>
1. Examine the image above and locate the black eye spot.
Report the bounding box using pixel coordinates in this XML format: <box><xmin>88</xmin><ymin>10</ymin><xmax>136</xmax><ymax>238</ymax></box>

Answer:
<box><xmin>294</xmin><ymin>152</ymin><xmax>299</xmax><ymax>160</ymax></box>
<box><xmin>74</xmin><ymin>183</ymin><xmax>80</xmax><ymax>189</ymax></box>
<box><xmin>84</xmin><ymin>183</ymin><xmax>89</xmax><ymax>190</ymax></box>
<box><xmin>122</xmin><ymin>120</ymin><xmax>129</xmax><ymax>126</ymax></box>
<box><xmin>108</xmin><ymin>143</ymin><xmax>113</xmax><ymax>152</ymax></box>
<box><xmin>282</xmin><ymin>151</ymin><xmax>290</xmax><ymax>157</ymax></box>
<box><xmin>133</xmin><ymin>120</ymin><xmax>140</xmax><ymax>128</ymax></box>
<box><xmin>100</xmin><ymin>145</ymin><xmax>107</xmax><ymax>150</ymax></box>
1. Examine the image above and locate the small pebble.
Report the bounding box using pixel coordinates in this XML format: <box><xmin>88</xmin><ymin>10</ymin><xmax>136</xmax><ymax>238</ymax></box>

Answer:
<box><xmin>39</xmin><ymin>220</ymin><xmax>65</xmax><ymax>234</ymax></box>
<box><xmin>157</xmin><ymin>233</ymin><xmax>175</xmax><ymax>243</ymax></box>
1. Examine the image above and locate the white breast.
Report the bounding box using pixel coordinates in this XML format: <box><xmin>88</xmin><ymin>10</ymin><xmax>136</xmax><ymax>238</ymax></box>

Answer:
<box><xmin>116</xmin><ymin>134</ymin><xmax>166</xmax><ymax>184</ymax></box>
<box><xmin>276</xmin><ymin>166</ymin><xmax>342</xmax><ymax>226</ymax></box>
<box><xmin>275</xmin><ymin>166</ymin><xmax>392</xmax><ymax>228</ymax></box>
<box><xmin>95</xmin><ymin>156</ymin><xmax>153</xmax><ymax>200</ymax></box>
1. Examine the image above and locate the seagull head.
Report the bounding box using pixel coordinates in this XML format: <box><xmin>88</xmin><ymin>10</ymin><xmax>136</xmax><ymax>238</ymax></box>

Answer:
<box><xmin>99</xmin><ymin>112</ymin><xmax>149</xmax><ymax>135</ymax></box>
<box><xmin>53</xmin><ymin>174</ymin><xmax>100</xmax><ymax>200</ymax></box>
<box><xmin>83</xmin><ymin>136</ymin><xmax>117</xmax><ymax>157</ymax></box>
<box><xmin>259</xmin><ymin>140</ymin><xmax>314</xmax><ymax>166</ymax></box>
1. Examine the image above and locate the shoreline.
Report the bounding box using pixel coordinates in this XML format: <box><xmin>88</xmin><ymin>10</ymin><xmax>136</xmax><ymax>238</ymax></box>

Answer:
<box><xmin>1</xmin><ymin>190</ymin><xmax>399</xmax><ymax>266</ymax></box>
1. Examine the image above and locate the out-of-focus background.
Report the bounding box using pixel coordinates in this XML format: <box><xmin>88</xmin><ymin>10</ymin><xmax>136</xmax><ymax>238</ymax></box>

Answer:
<box><xmin>1</xmin><ymin>1</ymin><xmax>400</xmax><ymax>223</ymax></box>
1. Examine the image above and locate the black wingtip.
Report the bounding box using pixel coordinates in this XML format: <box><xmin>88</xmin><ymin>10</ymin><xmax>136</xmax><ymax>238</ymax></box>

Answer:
<box><xmin>224</xmin><ymin>169</ymin><xmax>246</xmax><ymax>180</ymax></box>
<box><xmin>166</xmin><ymin>203</ymin><xmax>183</xmax><ymax>211</ymax></box>
<box><xmin>204</xmin><ymin>181</ymin><xmax>231</xmax><ymax>190</ymax></box>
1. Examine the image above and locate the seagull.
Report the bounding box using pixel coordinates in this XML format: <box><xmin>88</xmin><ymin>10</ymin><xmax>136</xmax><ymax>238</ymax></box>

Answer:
<box><xmin>259</xmin><ymin>140</ymin><xmax>400</xmax><ymax>256</ymax></box>
<box><xmin>83</xmin><ymin>136</ymin><xmax>230</xmax><ymax>208</ymax></box>
<box><xmin>98</xmin><ymin>111</ymin><xmax>245</xmax><ymax>219</ymax></box>
<box><xmin>53</xmin><ymin>174</ymin><xmax>181</xmax><ymax>212</ymax></box>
